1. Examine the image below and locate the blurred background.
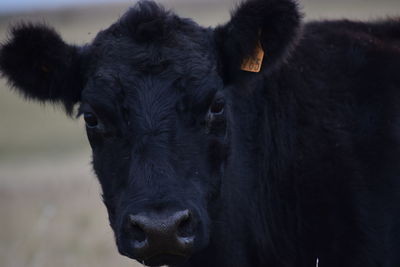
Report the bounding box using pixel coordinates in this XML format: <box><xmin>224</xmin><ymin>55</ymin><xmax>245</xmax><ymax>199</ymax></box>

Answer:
<box><xmin>0</xmin><ymin>0</ymin><xmax>399</xmax><ymax>266</ymax></box>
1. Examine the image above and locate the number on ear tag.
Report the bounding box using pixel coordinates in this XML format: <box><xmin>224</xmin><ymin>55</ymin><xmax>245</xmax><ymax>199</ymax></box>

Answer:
<box><xmin>241</xmin><ymin>40</ymin><xmax>264</xmax><ymax>73</ymax></box>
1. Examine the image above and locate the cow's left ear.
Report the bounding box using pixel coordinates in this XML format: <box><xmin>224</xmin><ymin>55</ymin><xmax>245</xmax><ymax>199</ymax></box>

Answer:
<box><xmin>214</xmin><ymin>0</ymin><xmax>302</xmax><ymax>82</ymax></box>
<box><xmin>0</xmin><ymin>23</ymin><xmax>84</xmax><ymax>114</ymax></box>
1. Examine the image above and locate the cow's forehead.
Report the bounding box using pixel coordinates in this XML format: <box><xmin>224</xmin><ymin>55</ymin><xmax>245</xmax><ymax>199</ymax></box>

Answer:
<box><xmin>83</xmin><ymin>37</ymin><xmax>218</xmax><ymax>97</ymax></box>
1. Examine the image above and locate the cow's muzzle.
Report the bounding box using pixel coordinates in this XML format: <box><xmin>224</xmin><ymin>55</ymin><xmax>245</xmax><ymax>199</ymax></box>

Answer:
<box><xmin>124</xmin><ymin>209</ymin><xmax>195</xmax><ymax>266</ymax></box>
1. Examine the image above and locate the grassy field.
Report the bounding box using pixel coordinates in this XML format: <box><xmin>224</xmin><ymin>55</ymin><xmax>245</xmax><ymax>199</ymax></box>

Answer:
<box><xmin>0</xmin><ymin>1</ymin><xmax>399</xmax><ymax>266</ymax></box>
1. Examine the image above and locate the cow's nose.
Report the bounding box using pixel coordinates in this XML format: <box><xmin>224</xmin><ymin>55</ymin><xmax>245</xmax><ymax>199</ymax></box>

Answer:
<box><xmin>126</xmin><ymin>210</ymin><xmax>195</xmax><ymax>266</ymax></box>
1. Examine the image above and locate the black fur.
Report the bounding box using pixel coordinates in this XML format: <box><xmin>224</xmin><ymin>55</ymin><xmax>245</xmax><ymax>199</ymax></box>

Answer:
<box><xmin>0</xmin><ymin>23</ymin><xmax>83</xmax><ymax>113</ymax></box>
<box><xmin>1</xmin><ymin>0</ymin><xmax>400</xmax><ymax>266</ymax></box>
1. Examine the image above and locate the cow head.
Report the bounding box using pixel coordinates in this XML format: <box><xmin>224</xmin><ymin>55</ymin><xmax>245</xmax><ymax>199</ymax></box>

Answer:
<box><xmin>0</xmin><ymin>0</ymin><xmax>300</xmax><ymax>265</ymax></box>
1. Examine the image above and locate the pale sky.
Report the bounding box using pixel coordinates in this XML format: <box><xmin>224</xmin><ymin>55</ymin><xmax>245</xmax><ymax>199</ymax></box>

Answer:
<box><xmin>0</xmin><ymin>0</ymin><xmax>131</xmax><ymax>13</ymax></box>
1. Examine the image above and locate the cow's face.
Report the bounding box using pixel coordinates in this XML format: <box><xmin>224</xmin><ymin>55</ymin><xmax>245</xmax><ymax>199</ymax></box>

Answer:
<box><xmin>0</xmin><ymin>0</ymin><xmax>300</xmax><ymax>266</ymax></box>
<box><xmin>79</xmin><ymin>7</ymin><xmax>227</xmax><ymax>264</ymax></box>
<box><xmin>82</xmin><ymin>73</ymin><xmax>225</xmax><ymax>265</ymax></box>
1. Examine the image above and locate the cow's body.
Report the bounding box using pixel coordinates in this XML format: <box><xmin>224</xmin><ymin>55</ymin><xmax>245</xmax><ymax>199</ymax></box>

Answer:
<box><xmin>1</xmin><ymin>0</ymin><xmax>400</xmax><ymax>266</ymax></box>
<box><xmin>209</xmin><ymin>19</ymin><xmax>400</xmax><ymax>267</ymax></box>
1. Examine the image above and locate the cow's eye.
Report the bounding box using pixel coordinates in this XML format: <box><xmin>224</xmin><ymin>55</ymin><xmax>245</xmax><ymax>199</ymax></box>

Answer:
<box><xmin>205</xmin><ymin>98</ymin><xmax>226</xmax><ymax>135</ymax></box>
<box><xmin>84</xmin><ymin>112</ymin><xmax>99</xmax><ymax>128</ymax></box>
<box><xmin>210</xmin><ymin>98</ymin><xmax>225</xmax><ymax>115</ymax></box>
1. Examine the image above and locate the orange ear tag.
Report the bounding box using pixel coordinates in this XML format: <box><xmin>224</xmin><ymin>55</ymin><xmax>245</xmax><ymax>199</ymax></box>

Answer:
<box><xmin>241</xmin><ymin>40</ymin><xmax>265</xmax><ymax>73</ymax></box>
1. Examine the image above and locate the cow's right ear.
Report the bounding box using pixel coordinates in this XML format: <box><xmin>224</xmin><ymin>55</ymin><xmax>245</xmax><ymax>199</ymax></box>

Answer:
<box><xmin>214</xmin><ymin>0</ymin><xmax>302</xmax><ymax>83</ymax></box>
<box><xmin>0</xmin><ymin>23</ymin><xmax>84</xmax><ymax>114</ymax></box>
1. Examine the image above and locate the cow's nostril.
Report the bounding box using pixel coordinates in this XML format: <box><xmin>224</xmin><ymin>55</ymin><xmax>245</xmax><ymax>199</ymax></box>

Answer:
<box><xmin>177</xmin><ymin>210</ymin><xmax>195</xmax><ymax>238</ymax></box>
<box><xmin>128</xmin><ymin>215</ymin><xmax>147</xmax><ymax>243</ymax></box>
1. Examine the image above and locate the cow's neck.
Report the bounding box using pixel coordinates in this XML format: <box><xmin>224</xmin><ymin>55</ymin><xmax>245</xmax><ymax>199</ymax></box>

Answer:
<box><xmin>222</xmin><ymin>71</ymin><xmax>306</xmax><ymax>265</ymax></box>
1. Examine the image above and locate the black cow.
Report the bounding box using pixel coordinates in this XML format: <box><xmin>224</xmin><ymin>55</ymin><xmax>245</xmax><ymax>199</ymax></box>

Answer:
<box><xmin>1</xmin><ymin>0</ymin><xmax>400</xmax><ymax>266</ymax></box>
